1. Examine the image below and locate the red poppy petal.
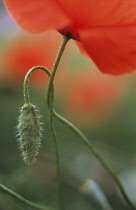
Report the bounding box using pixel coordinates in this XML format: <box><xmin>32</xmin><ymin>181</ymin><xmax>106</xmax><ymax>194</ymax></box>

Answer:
<box><xmin>79</xmin><ymin>26</ymin><xmax>136</xmax><ymax>75</ymax></box>
<box><xmin>57</xmin><ymin>0</ymin><xmax>136</xmax><ymax>28</ymax></box>
<box><xmin>4</xmin><ymin>0</ymin><xmax>136</xmax><ymax>34</ymax></box>
<box><xmin>75</xmin><ymin>41</ymin><xmax>90</xmax><ymax>58</ymax></box>
<box><xmin>4</xmin><ymin>0</ymin><xmax>71</xmax><ymax>33</ymax></box>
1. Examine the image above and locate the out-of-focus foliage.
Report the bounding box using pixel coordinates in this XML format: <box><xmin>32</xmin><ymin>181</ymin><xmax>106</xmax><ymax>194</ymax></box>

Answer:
<box><xmin>1</xmin><ymin>1</ymin><xmax>136</xmax><ymax>210</ymax></box>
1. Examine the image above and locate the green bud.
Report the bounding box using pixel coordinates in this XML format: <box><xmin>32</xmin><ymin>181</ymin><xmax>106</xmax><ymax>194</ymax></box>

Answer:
<box><xmin>17</xmin><ymin>103</ymin><xmax>42</xmax><ymax>165</ymax></box>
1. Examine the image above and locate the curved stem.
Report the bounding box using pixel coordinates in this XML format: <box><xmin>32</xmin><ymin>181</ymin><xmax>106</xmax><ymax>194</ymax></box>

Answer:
<box><xmin>46</xmin><ymin>35</ymin><xmax>70</xmax><ymax>108</ymax></box>
<box><xmin>49</xmin><ymin>90</ymin><xmax>65</xmax><ymax>210</ymax></box>
<box><xmin>23</xmin><ymin>66</ymin><xmax>50</xmax><ymax>104</ymax></box>
<box><xmin>23</xmin><ymin>63</ymin><xmax>65</xmax><ymax>209</ymax></box>
<box><xmin>53</xmin><ymin>111</ymin><xmax>136</xmax><ymax>210</ymax></box>
<box><xmin>23</xmin><ymin>64</ymin><xmax>135</xmax><ymax>209</ymax></box>
<box><xmin>23</xmin><ymin>64</ymin><xmax>135</xmax><ymax>210</ymax></box>
<box><xmin>22</xmin><ymin>38</ymin><xmax>135</xmax><ymax>210</ymax></box>
<box><xmin>0</xmin><ymin>184</ymin><xmax>58</xmax><ymax>210</ymax></box>
<box><xmin>46</xmin><ymin>36</ymin><xmax>70</xmax><ymax>210</ymax></box>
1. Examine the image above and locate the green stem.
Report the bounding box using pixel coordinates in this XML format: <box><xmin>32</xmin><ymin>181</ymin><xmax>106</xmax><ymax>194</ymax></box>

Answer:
<box><xmin>49</xmin><ymin>90</ymin><xmax>64</xmax><ymax>210</ymax></box>
<box><xmin>46</xmin><ymin>36</ymin><xmax>69</xmax><ymax>210</ymax></box>
<box><xmin>22</xmin><ymin>37</ymin><xmax>135</xmax><ymax>210</ymax></box>
<box><xmin>0</xmin><ymin>184</ymin><xmax>58</xmax><ymax>210</ymax></box>
<box><xmin>23</xmin><ymin>63</ymin><xmax>65</xmax><ymax>209</ymax></box>
<box><xmin>53</xmin><ymin>111</ymin><xmax>136</xmax><ymax>210</ymax></box>
<box><xmin>23</xmin><ymin>66</ymin><xmax>50</xmax><ymax>105</ymax></box>
<box><xmin>23</xmin><ymin>64</ymin><xmax>135</xmax><ymax>210</ymax></box>
<box><xmin>46</xmin><ymin>35</ymin><xmax>70</xmax><ymax>108</ymax></box>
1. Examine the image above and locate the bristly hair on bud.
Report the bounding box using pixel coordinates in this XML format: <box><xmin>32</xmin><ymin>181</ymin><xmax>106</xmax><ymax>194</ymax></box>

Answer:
<box><xmin>16</xmin><ymin>103</ymin><xmax>42</xmax><ymax>165</ymax></box>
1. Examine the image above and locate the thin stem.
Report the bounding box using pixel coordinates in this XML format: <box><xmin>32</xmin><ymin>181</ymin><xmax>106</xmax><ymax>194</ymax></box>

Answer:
<box><xmin>22</xmin><ymin>39</ymin><xmax>135</xmax><ymax>210</ymax></box>
<box><xmin>23</xmin><ymin>66</ymin><xmax>50</xmax><ymax>105</ymax></box>
<box><xmin>23</xmin><ymin>63</ymin><xmax>65</xmax><ymax>209</ymax></box>
<box><xmin>53</xmin><ymin>111</ymin><xmax>136</xmax><ymax>210</ymax></box>
<box><xmin>0</xmin><ymin>184</ymin><xmax>58</xmax><ymax>210</ymax></box>
<box><xmin>49</xmin><ymin>90</ymin><xmax>64</xmax><ymax>210</ymax></box>
<box><xmin>23</xmin><ymin>64</ymin><xmax>135</xmax><ymax>210</ymax></box>
<box><xmin>46</xmin><ymin>36</ymin><xmax>70</xmax><ymax>210</ymax></box>
<box><xmin>46</xmin><ymin>35</ymin><xmax>70</xmax><ymax>108</ymax></box>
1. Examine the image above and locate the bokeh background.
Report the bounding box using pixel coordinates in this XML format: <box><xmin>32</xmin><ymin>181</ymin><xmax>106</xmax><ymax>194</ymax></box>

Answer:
<box><xmin>1</xmin><ymin>1</ymin><xmax>136</xmax><ymax>209</ymax></box>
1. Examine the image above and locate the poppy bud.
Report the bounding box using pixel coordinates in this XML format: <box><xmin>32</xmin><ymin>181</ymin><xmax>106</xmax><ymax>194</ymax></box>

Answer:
<box><xmin>17</xmin><ymin>103</ymin><xmax>42</xmax><ymax>165</ymax></box>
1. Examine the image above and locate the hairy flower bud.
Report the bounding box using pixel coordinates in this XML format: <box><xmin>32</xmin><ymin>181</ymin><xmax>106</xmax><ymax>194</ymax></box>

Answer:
<box><xmin>17</xmin><ymin>103</ymin><xmax>42</xmax><ymax>165</ymax></box>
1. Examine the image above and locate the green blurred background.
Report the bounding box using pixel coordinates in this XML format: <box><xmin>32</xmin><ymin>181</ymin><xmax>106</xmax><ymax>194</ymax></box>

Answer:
<box><xmin>1</xmin><ymin>1</ymin><xmax>136</xmax><ymax>209</ymax></box>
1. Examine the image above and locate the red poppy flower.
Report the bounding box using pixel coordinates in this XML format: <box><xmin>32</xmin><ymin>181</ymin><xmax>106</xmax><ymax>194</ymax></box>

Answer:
<box><xmin>2</xmin><ymin>30</ymin><xmax>62</xmax><ymax>85</ymax></box>
<box><xmin>3</xmin><ymin>0</ymin><xmax>136</xmax><ymax>75</ymax></box>
<box><xmin>60</xmin><ymin>70</ymin><xmax>126</xmax><ymax>126</ymax></box>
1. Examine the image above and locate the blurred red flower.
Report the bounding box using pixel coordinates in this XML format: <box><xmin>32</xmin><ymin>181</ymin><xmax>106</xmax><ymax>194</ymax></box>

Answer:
<box><xmin>60</xmin><ymin>70</ymin><xmax>127</xmax><ymax>126</ymax></box>
<box><xmin>2</xmin><ymin>30</ymin><xmax>62</xmax><ymax>85</ymax></box>
<box><xmin>3</xmin><ymin>0</ymin><xmax>136</xmax><ymax>75</ymax></box>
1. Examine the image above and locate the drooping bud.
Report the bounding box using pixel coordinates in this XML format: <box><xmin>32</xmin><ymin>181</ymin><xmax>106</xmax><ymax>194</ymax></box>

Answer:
<box><xmin>16</xmin><ymin>103</ymin><xmax>42</xmax><ymax>165</ymax></box>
